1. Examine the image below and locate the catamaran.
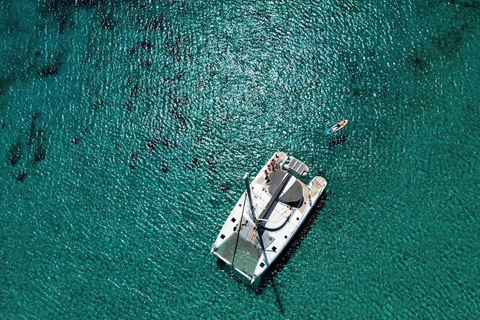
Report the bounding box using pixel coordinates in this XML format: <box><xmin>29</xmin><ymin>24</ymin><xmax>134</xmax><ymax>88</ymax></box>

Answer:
<box><xmin>210</xmin><ymin>152</ymin><xmax>327</xmax><ymax>283</ymax></box>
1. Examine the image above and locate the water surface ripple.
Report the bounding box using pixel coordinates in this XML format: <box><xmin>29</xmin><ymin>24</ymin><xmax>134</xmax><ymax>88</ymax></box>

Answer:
<box><xmin>1</xmin><ymin>0</ymin><xmax>479</xmax><ymax>318</ymax></box>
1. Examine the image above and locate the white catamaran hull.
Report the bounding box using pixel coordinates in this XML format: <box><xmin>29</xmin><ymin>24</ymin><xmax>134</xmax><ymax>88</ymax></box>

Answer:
<box><xmin>211</xmin><ymin>152</ymin><xmax>327</xmax><ymax>283</ymax></box>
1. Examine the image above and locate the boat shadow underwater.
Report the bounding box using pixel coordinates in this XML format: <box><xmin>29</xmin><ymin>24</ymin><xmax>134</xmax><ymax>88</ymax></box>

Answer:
<box><xmin>327</xmin><ymin>133</ymin><xmax>348</xmax><ymax>149</ymax></box>
<box><xmin>216</xmin><ymin>191</ymin><xmax>328</xmax><ymax>294</ymax></box>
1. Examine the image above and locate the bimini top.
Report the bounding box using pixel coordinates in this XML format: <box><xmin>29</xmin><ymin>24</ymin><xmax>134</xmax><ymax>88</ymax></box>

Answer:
<box><xmin>268</xmin><ymin>170</ymin><xmax>303</xmax><ymax>204</ymax></box>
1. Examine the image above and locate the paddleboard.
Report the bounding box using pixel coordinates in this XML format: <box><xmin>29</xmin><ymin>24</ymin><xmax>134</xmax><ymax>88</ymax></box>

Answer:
<box><xmin>326</xmin><ymin>119</ymin><xmax>348</xmax><ymax>135</ymax></box>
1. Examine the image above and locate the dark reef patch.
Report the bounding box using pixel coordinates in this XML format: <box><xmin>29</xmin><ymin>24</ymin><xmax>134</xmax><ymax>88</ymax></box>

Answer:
<box><xmin>28</xmin><ymin>125</ymin><xmax>40</xmax><ymax>146</ymax></box>
<box><xmin>130</xmin><ymin>152</ymin><xmax>138</xmax><ymax>170</ymax></box>
<box><xmin>407</xmin><ymin>46</ymin><xmax>432</xmax><ymax>73</ymax></box>
<box><xmin>192</xmin><ymin>156</ymin><xmax>199</xmax><ymax>167</ymax></box>
<box><xmin>39</xmin><ymin>61</ymin><xmax>63</xmax><ymax>78</ymax></box>
<box><xmin>221</xmin><ymin>182</ymin><xmax>230</xmax><ymax>193</ymax></box>
<box><xmin>127</xmin><ymin>41</ymin><xmax>155</xmax><ymax>55</ymax></box>
<box><xmin>34</xmin><ymin>147</ymin><xmax>47</xmax><ymax>162</ymax></box>
<box><xmin>140</xmin><ymin>59</ymin><xmax>153</xmax><ymax>70</ymax></box>
<box><xmin>43</xmin><ymin>0</ymin><xmax>101</xmax><ymax>12</ymax></box>
<box><xmin>28</xmin><ymin>114</ymin><xmax>39</xmax><ymax>145</ymax></box>
<box><xmin>100</xmin><ymin>15</ymin><xmax>115</xmax><ymax>30</ymax></box>
<box><xmin>177</xmin><ymin>122</ymin><xmax>187</xmax><ymax>131</ymax></box>
<box><xmin>432</xmin><ymin>28</ymin><xmax>464</xmax><ymax>56</ymax></box>
<box><xmin>130</xmin><ymin>85</ymin><xmax>141</xmax><ymax>98</ymax></box>
<box><xmin>90</xmin><ymin>99</ymin><xmax>106</xmax><ymax>111</ymax></box>
<box><xmin>172</xmin><ymin>95</ymin><xmax>190</xmax><ymax>107</ymax></box>
<box><xmin>16</xmin><ymin>171</ymin><xmax>28</xmax><ymax>183</ymax></box>
<box><xmin>412</xmin><ymin>56</ymin><xmax>429</xmax><ymax>71</ymax></box>
<box><xmin>166</xmin><ymin>37</ymin><xmax>182</xmax><ymax>61</ymax></box>
<box><xmin>27</xmin><ymin>113</ymin><xmax>48</xmax><ymax>163</ymax></box>
<box><xmin>177</xmin><ymin>2</ymin><xmax>190</xmax><ymax>15</ymax></box>
<box><xmin>41</xmin><ymin>0</ymin><xmax>103</xmax><ymax>35</ymax></box>
<box><xmin>170</xmin><ymin>110</ymin><xmax>184</xmax><ymax>120</ymax></box>
<box><xmin>33</xmin><ymin>131</ymin><xmax>47</xmax><ymax>162</ymax></box>
<box><xmin>207</xmin><ymin>157</ymin><xmax>216</xmax><ymax>171</ymax></box>
<box><xmin>58</xmin><ymin>12</ymin><xmax>72</xmax><ymax>34</ymax></box>
<box><xmin>441</xmin><ymin>0</ymin><xmax>480</xmax><ymax>9</ymax></box>
<box><xmin>88</xmin><ymin>100</ymin><xmax>102</xmax><ymax>112</ymax></box>
<box><xmin>7</xmin><ymin>142</ymin><xmax>23</xmax><ymax>166</ymax></box>
<box><xmin>0</xmin><ymin>75</ymin><xmax>16</xmax><ymax>96</ymax></box>
<box><xmin>185</xmin><ymin>157</ymin><xmax>200</xmax><ymax>170</ymax></box>
<box><xmin>185</xmin><ymin>156</ymin><xmax>200</xmax><ymax>170</ymax></box>
<box><xmin>162</xmin><ymin>138</ymin><xmax>177</xmax><ymax>148</ymax></box>
<box><xmin>164</xmin><ymin>74</ymin><xmax>184</xmax><ymax>83</ymax></box>
<box><xmin>98</xmin><ymin>8</ymin><xmax>116</xmax><ymax>31</ymax></box>
<box><xmin>139</xmin><ymin>40</ymin><xmax>155</xmax><ymax>50</ymax></box>
<box><xmin>147</xmin><ymin>138</ymin><xmax>158</xmax><ymax>149</ymax></box>
<box><xmin>462</xmin><ymin>1</ymin><xmax>480</xmax><ymax>9</ymax></box>
<box><xmin>18</xmin><ymin>113</ymin><xmax>48</xmax><ymax>163</ymax></box>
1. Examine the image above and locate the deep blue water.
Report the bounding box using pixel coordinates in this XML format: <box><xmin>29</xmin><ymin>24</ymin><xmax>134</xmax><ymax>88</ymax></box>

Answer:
<box><xmin>1</xmin><ymin>0</ymin><xmax>480</xmax><ymax>318</ymax></box>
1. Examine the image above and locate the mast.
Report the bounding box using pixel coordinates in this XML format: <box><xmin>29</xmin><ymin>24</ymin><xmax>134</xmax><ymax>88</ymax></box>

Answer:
<box><xmin>243</xmin><ymin>173</ymin><xmax>257</xmax><ymax>225</ymax></box>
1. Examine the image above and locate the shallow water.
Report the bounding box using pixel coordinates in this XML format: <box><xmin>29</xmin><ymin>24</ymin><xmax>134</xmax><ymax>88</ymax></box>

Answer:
<box><xmin>1</xmin><ymin>0</ymin><xmax>480</xmax><ymax>318</ymax></box>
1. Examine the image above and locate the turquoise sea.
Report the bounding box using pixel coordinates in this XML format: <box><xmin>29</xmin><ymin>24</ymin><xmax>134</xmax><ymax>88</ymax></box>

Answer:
<box><xmin>1</xmin><ymin>0</ymin><xmax>480</xmax><ymax>318</ymax></box>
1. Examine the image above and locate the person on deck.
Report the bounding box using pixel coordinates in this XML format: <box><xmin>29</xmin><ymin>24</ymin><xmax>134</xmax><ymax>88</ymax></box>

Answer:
<box><xmin>250</xmin><ymin>226</ymin><xmax>257</xmax><ymax>241</ymax></box>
